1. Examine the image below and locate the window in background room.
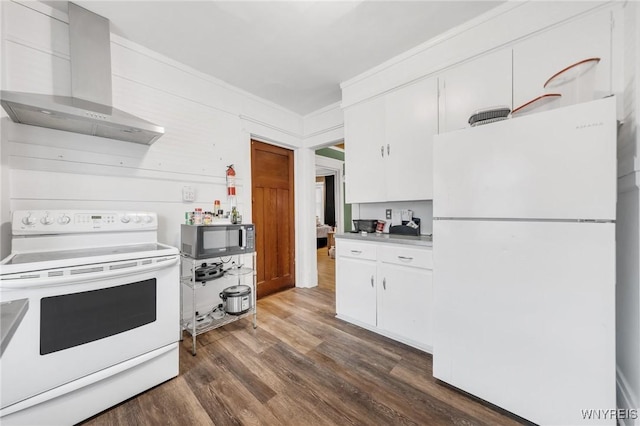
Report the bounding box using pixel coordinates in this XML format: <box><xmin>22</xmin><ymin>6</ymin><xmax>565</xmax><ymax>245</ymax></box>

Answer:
<box><xmin>316</xmin><ymin>181</ymin><xmax>325</xmax><ymax>225</ymax></box>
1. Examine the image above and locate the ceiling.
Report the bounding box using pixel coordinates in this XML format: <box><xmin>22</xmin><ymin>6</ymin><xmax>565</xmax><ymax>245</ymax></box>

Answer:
<box><xmin>47</xmin><ymin>1</ymin><xmax>504</xmax><ymax>115</ymax></box>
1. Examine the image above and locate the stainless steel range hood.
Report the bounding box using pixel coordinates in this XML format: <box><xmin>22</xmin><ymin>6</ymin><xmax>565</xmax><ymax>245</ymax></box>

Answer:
<box><xmin>0</xmin><ymin>3</ymin><xmax>164</xmax><ymax>145</ymax></box>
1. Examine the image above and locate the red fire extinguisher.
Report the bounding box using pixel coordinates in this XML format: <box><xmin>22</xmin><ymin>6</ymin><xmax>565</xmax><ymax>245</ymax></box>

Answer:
<box><xmin>226</xmin><ymin>164</ymin><xmax>236</xmax><ymax>197</ymax></box>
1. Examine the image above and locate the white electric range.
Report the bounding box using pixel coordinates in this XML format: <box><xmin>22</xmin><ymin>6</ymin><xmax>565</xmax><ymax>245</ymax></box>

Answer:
<box><xmin>0</xmin><ymin>210</ymin><xmax>180</xmax><ymax>425</ymax></box>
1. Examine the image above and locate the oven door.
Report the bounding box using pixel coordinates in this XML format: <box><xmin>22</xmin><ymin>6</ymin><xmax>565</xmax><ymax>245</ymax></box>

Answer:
<box><xmin>0</xmin><ymin>254</ymin><xmax>179</xmax><ymax>410</ymax></box>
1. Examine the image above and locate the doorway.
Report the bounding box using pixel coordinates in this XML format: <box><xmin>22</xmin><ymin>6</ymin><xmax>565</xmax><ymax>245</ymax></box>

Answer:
<box><xmin>315</xmin><ymin>143</ymin><xmax>348</xmax><ymax>290</ymax></box>
<box><xmin>251</xmin><ymin>140</ymin><xmax>295</xmax><ymax>298</ymax></box>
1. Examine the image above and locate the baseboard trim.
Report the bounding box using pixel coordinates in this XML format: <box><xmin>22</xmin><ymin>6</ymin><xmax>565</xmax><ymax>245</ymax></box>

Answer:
<box><xmin>334</xmin><ymin>314</ymin><xmax>432</xmax><ymax>354</ymax></box>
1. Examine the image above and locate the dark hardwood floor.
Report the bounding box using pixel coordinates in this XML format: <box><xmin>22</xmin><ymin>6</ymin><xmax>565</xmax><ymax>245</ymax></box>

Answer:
<box><xmin>81</xmin><ymin>248</ymin><xmax>525</xmax><ymax>426</ymax></box>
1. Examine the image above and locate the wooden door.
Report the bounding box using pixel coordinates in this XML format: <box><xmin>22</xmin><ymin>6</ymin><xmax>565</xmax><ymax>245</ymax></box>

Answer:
<box><xmin>251</xmin><ymin>140</ymin><xmax>295</xmax><ymax>298</ymax></box>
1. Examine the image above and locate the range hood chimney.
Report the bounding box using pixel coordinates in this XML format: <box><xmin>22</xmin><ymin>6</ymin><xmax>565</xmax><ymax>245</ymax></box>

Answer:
<box><xmin>0</xmin><ymin>3</ymin><xmax>164</xmax><ymax>145</ymax></box>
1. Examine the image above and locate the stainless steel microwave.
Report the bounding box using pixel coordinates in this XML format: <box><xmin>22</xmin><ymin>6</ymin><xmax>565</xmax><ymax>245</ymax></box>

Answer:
<box><xmin>180</xmin><ymin>224</ymin><xmax>255</xmax><ymax>259</ymax></box>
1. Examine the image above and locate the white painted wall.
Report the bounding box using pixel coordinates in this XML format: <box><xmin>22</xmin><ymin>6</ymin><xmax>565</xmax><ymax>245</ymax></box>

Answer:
<box><xmin>299</xmin><ymin>102</ymin><xmax>345</xmax><ymax>288</ymax></box>
<box><xmin>617</xmin><ymin>2</ymin><xmax>640</xmax><ymax>424</ymax></box>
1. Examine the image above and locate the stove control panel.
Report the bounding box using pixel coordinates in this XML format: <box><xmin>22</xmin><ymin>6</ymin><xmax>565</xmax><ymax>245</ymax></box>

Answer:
<box><xmin>12</xmin><ymin>210</ymin><xmax>158</xmax><ymax>234</ymax></box>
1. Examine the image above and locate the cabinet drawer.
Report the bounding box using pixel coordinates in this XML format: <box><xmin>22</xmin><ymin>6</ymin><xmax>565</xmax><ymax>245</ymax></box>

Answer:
<box><xmin>336</xmin><ymin>240</ymin><xmax>377</xmax><ymax>261</ymax></box>
<box><xmin>379</xmin><ymin>245</ymin><xmax>432</xmax><ymax>269</ymax></box>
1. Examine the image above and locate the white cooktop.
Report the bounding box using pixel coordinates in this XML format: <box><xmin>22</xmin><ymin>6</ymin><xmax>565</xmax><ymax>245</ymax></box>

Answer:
<box><xmin>1</xmin><ymin>210</ymin><xmax>178</xmax><ymax>276</ymax></box>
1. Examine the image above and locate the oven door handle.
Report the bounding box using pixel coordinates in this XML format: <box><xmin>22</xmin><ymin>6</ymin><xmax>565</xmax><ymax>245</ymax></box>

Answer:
<box><xmin>0</xmin><ymin>256</ymin><xmax>179</xmax><ymax>289</ymax></box>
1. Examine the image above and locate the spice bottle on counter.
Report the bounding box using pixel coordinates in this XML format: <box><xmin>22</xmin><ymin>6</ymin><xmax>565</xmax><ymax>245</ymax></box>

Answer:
<box><xmin>214</xmin><ymin>200</ymin><xmax>221</xmax><ymax>216</ymax></box>
<box><xmin>193</xmin><ymin>208</ymin><xmax>203</xmax><ymax>225</ymax></box>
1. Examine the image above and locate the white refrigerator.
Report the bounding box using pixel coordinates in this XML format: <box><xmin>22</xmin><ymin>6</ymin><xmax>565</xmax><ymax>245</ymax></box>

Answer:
<box><xmin>432</xmin><ymin>96</ymin><xmax>617</xmax><ymax>425</ymax></box>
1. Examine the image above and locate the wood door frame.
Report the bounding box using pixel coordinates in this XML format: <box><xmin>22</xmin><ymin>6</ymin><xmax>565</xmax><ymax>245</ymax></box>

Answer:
<box><xmin>251</xmin><ymin>139</ymin><xmax>295</xmax><ymax>298</ymax></box>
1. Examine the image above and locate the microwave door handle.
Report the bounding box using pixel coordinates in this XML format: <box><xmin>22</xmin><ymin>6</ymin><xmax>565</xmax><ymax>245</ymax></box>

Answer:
<box><xmin>240</xmin><ymin>228</ymin><xmax>246</xmax><ymax>248</ymax></box>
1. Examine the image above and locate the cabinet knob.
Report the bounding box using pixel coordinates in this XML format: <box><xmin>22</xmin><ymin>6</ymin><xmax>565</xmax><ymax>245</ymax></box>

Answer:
<box><xmin>383</xmin><ymin>277</ymin><xmax>386</xmax><ymax>290</ymax></box>
<box><xmin>370</xmin><ymin>275</ymin><xmax>374</xmax><ymax>287</ymax></box>
<box><xmin>380</xmin><ymin>145</ymin><xmax>384</xmax><ymax>157</ymax></box>
<box><xmin>350</xmin><ymin>250</ymin><xmax>362</xmax><ymax>255</ymax></box>
<box><xmin>387</xmin><ymin>144</ymin><xmax>390</xmax><ymax>155</ymax></box>
<box><xmin>398</xmin><ymin>256</ymin><xmax>413</xmax><ymax>261</ymax></box>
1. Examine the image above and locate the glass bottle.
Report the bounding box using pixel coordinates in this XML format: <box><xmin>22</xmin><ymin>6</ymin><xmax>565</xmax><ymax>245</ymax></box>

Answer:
<box><xmin>231</xmin><ymin>207</ymin><xmax>238</xmax><ymax>224</ymax></box>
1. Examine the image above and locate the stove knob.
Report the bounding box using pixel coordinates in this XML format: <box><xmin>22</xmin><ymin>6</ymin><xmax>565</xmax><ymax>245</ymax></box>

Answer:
<box><xmin>57</xmin><ymin>214</ymin><xmax>71</xmax><ymax>225</ymax></box>
<box><xmin>41</xmin><ymin>214</ymin><xmax>54</xmax><ymax>225</ymax></box>
<box><xmin>132</xmin><ymin>216</ymin><xmax>141</xmax><ymax>223</ymax></box>
<box><xmin>21</xmin><ymin>213</ymin><xmax>36</xmax><ymax>226</ymax></box>
<box><xmin>143</xmin><ymin>215</ymin><xmax>153</xmax><ymax>224</ymax></box>
<box><xmin>121</xmin><ymin>215</ymin><xmax>130</xmax><ymax>224</ymax></box>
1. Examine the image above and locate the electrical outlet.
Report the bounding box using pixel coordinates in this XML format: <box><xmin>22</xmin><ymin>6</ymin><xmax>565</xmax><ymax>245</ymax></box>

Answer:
<box><xmin>182</xmin><ymin>186</ymin><xmax>195</xmax><ymax>202</ymax></box>
<box><xmin>386</xmin><ymin>209</ymin><xmax>392</xmax><ymax>219</ymax></box>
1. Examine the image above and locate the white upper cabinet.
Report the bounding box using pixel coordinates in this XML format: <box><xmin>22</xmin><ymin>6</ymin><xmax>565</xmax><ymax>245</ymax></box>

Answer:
<box><xmin>344</xmin><ymin>76</ymin><xmax>438</xmax><ymax>203</ymax></box>
<box><xmin>385</xmin><ymin>77</ymin><xmax>438</xmax><ymax>201</ymax></box>
<box><xmin>439</xmin><ymin>49</ymin><xmax>513</xmax><ymax>133</ymax></box>
<box><xmin>512</xmin><ymin>9</ymin><xmax>612</xmax><ymax>112</ymax></box>
<box><xmin>344</xmin><ymin>96</ymin><xmax>386</xmax><ymax>203</ymax></box>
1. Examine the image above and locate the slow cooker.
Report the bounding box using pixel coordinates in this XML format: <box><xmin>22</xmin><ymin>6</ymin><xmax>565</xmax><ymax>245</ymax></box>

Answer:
<box><xmin>219</xmin><ymin>285</ymin><xmax>252</xmax><ymax>315</ymax></box>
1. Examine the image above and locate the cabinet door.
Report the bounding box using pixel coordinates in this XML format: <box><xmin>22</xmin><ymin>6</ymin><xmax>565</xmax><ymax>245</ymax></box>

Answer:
<box><xmin>439</xmin><ymin>49</ymin><xmax>512</xmax><ymax>133</ymax></box>
<box><xmin>513</xmin><ymin>9</ymin><xmax>612</xmax><ymax>111</ymax></box>
<box><xmin>336</xmin><ymin>257</ymin><xmax>377</xmax><ymax>327</ymax></box>
<box><xmin>385</xmin><ymin>76</ymin><xmax>439</xmax><ymax>200</ymax></box>
<box><xmin>344</xmin><ymin>97</ymin><xmax>386</xmax><ymax>203</ymax></box>
<box><xmin>378</xmin><ymin>262</ymin><xmax>433</xmax><ymax>348</ymax></box>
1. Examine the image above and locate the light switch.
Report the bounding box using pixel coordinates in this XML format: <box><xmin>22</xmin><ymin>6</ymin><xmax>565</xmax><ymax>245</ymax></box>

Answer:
<box><xmin>386</xmin><ymin>209</ymin><xmax>392</xmax><ymax>219</ymax></box>
<box><xmin>182</xmin><ymin>186</ymin><xmax>195</xmax><ymax>202</ymax></box>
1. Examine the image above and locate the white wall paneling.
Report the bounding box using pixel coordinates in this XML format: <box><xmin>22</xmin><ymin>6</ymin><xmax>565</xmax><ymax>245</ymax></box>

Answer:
<box><xmin>0</xmin><ymin>1</ymin><xmax>317</xmax><ymax>288</ymax></box>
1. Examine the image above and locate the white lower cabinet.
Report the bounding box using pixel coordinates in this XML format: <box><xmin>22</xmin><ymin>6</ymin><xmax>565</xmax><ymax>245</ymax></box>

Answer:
<box><xmin>378</xmin><ymin>261</ymin><xmax>433</xmax><ymax>348</ymax></box>
<box><xmin>336</xmin><ymin>256</ymin><xmax>377</xmax><ymax>327</ymax></box>
<box><xmin>335</xmin><ymin>239</ymin><xmax>433</xmax><ymax>352</ymax></box>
